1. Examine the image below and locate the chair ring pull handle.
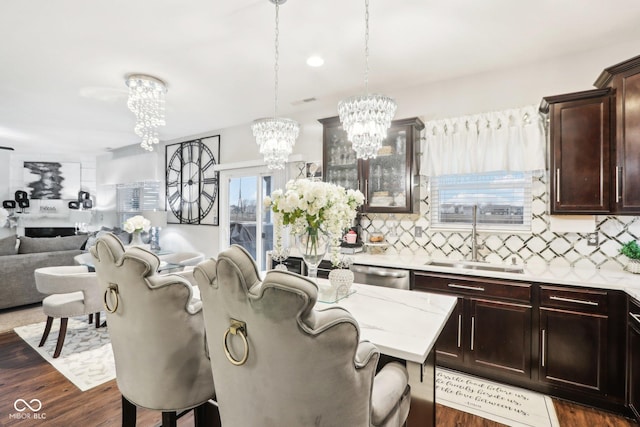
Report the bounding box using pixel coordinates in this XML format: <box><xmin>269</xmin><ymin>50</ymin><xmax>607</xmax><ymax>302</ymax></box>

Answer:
<box><xmin>104</xmin><ymin>284</ymin><xmax>119</xmax><ymax>313</ymax></box>
<box><xmin>223</xmin><ymin>319</ymin><xmax>248</xmax><ymax>366</ymax></box>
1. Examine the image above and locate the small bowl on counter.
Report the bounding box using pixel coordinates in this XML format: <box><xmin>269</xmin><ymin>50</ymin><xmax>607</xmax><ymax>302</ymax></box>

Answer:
<box><xmin>364</xmin><ymin>241</ymin><xmax>390</xmax><ymax>255</ymax></box>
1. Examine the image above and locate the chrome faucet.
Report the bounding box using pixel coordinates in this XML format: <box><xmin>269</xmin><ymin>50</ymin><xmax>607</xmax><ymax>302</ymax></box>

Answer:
<box><xmin>471</xmin><ymin>205</ymin><xmax>481</xmax><ymax>262</ymax></box>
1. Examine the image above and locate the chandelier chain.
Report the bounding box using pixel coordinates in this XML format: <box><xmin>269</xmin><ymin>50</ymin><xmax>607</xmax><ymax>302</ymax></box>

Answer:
<box><xmin>364</xmin><ymin>0</ymin><xmax>370</xmax><ymax>93</ymax></box>
<box><xmin>274</xmin><ymin>1</ymin><xmax>280</xmax><ymax>117</ymax></box>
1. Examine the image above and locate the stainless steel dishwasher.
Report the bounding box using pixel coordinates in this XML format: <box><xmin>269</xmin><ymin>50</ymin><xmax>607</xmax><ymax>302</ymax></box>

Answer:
<box><xmin>350</xmin><ymin>265</ymin><xmax>411</xmax><ymax>290</ymax></box>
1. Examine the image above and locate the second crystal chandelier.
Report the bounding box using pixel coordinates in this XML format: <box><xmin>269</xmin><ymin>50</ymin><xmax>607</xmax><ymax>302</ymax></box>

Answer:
<box><xmin>338</xmin><ymin>0</ymin><xmax>397</xmax><ymax>160</ymax></box>
<box><xmin>126</xmin><ymin>74</ymin><xmax>167</xmax><ymax>152</ymax></box>
<box><xmin>252</xmin><ymin>0</ymin><xmax>299</xmax><ymax>170</ymax></box>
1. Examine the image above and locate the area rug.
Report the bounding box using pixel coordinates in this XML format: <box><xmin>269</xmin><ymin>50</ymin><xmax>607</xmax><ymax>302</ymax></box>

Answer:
<box><xmin>14</xmin><ymin>317</ymin><xmax>115</xmax><ymax>392</ymax></box>
<box><xmin>436</xmin><ymin>367</ymin><xmax>560</xmax><ymax>427</ymax></box>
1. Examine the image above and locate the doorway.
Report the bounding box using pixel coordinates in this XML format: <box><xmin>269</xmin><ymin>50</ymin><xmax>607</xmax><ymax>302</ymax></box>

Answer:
<box><xmin>219</xmin><ymin>167</ymin><xmax>281</xmax><ymax>270</ymax></box>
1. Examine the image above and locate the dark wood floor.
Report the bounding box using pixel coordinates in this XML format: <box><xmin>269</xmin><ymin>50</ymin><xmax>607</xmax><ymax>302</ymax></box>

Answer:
<box><xmin>0</xmin><ymin>330</ymin><xmax>637</xmax><ymax>427</ymax></box>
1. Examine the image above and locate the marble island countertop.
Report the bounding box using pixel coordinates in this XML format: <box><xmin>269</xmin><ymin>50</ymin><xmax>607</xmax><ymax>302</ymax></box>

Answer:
<box><xmin>314</xmin><ymin>279</ymin><xmax>457</xmax><ymax>364</ymax></box>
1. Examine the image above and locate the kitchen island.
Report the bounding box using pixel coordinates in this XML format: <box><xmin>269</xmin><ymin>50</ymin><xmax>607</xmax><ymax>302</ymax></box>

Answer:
<box><xmin>315</xmin><ymin>279</ymin><xmax>457</xmax><ymax>426</ymax></box>
<box><xmin>284</xmin><ymin>250</ymin><xmax>640</xmax><ymax>417</ymax></box>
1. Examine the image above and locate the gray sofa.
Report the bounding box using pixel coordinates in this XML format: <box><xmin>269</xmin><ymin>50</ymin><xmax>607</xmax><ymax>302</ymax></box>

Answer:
<box><xmin>0</xmin><ymin>234</ymin><xmax>87</xmax><ymax>310</ymax></box>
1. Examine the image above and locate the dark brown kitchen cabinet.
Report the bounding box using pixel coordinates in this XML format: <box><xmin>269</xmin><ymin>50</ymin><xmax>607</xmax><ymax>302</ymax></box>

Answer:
<box><xmin>628</xmin><ymin>297</ymin><xmax>640</xmax><ymax>421</ymax></box>
<box><xmin>595</xmin><ymin>54</ymin><xmax>640</xmax><ymax>213</ymax></box>
<box><xmin>469</xmin><ymin>298</ymin><xmax>532</xmax><ymax>377</ymax></box>
<box><xmin>543</xmin><ymin>54</ymin><xmax>640</xmax><ymax>215</ymax></box>
<box><xmin>543</xmin><ymin>89</ymin><xmax>612</xmax><ymax>214</ymax></box>
<box><xmin>538</xmin><ymin>285</ymin><xmax>626</xmax><ymax>411</ymax></box>
<box><xmin>431</xmin><ymin>296</ymin><xmax>464</xmax><ymax>362</ymax></box>
<box><xmin>319</xmin><ymin>116</ymin><xmax>424</xmax><ymax>213</ymax></box>
<box><xmin>414</xmin><ymin>271</ymin><xmax>628</xmax><ymax>414</ymax></box>
<box><xmin>413</xmin><ymin>273</ymin><xmax>532</xmax><ymax>381</ymax></box>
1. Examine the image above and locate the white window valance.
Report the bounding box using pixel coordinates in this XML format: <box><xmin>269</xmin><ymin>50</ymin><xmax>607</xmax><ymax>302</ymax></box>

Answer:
<box><xmin>419</xmin><ymin>105</ymin><xmax>546</xmax><ymax>177</ymax></box>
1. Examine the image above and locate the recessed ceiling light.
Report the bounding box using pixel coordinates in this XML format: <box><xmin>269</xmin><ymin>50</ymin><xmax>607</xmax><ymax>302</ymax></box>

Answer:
<box><xmin>306</xmin><ymin>56</ymin><xmax>324</xmax><ymax>67</ymax></box>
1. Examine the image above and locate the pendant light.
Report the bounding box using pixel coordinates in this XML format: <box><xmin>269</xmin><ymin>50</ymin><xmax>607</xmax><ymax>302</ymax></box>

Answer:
<box><xmin>125</xmin><ymin>74</ymin><xmax>167</xmax><ymax>151</ymax></box>
<box><xmin>251</xmin><ymin>0</ymin><xmax>300</xmax><ymax>170</ymax></box>
<box><xmin>338</xmin><ymin>0</ymin><xmax>397</xmax><ymax>160</ymax></box>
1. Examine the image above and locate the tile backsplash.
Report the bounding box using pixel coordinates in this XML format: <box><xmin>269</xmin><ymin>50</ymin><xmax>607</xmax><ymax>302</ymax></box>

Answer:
<box><xmin>360</xmin><ymin>171</ymin><xmax>640</xmax><ymax>271</ymax></box>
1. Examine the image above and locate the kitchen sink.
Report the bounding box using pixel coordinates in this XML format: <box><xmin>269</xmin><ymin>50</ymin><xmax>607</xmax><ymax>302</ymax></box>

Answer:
<box><xmin>424</xmin><ymin>260</ymin><xmax>524</xmax><ymax>274</ymax></box>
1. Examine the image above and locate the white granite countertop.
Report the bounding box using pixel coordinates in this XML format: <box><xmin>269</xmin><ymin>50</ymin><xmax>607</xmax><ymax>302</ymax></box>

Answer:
<box><xmin>315</xmin><ymin>279</ymin><xmax>457</xmax><ymax>364</ymax></box>
<box><xmin>341</xmin><ymin>252</ymin><xmax>640</xmax><ymax>299</ymax></box>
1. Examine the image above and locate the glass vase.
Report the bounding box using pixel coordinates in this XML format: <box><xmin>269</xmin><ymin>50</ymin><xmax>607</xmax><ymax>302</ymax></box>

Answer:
<box><xmin>296</xmin><ymin>228</ymin><xmax>329</xmax><ymax>280</ymax></box>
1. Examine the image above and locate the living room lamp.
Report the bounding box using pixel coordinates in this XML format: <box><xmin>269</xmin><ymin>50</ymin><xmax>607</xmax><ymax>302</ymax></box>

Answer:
<box><xmin>125</xmin><ymin>74</ymin><xmax>167</xmax><ymax>152</ymax></box>
<box><xmin>338</xmin><ymin>0</ymin><xmax>397</xmax><ymax>160</ymax></box>
<box><xmin>251</xmin><ymin>0</ymin><xmax>300</xmax><ymax>170</ymax></box>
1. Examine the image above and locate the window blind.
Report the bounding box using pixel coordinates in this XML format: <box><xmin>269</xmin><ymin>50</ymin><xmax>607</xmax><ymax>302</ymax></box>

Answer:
<box><xmin>431</xmin><ymin>171</ymin><xmax>532</xmax><ymax>231</ymax></box>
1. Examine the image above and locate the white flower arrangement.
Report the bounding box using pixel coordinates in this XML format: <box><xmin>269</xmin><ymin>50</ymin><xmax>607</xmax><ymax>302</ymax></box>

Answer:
<box><xmin>264</xmin><ymin>179</ymin><xmax>364</xmax><ymax>266</ymax></box>
<box><xmin>123</xmin><ymin>215</ymin><xmax>151</xmax><ymax>234</ymax></box>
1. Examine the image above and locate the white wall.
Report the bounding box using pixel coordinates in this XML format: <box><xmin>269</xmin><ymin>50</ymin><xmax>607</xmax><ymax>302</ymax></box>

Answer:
<box><xmin>96</xmin><ymin>40</ymin><xmax>640</xmax><ymax>259</ymax></box>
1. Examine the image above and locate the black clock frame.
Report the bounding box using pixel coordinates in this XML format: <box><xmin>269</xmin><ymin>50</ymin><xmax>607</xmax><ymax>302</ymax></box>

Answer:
<box><xmin>165</xmin><ymin>135</ymin><xmax>220</xmax><ymax>226</ymax></box>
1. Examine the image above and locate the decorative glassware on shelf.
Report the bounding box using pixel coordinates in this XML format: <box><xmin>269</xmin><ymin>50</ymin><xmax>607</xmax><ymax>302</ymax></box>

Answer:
<box><xmin>296</xmin><ymin>229</ymin><xmax>329</xmax><ymax>280</ymax></box>
<box><xmin>323</xmin><ymin>127</ymin><xmax>359</xmax><ymax>191</ymax></box>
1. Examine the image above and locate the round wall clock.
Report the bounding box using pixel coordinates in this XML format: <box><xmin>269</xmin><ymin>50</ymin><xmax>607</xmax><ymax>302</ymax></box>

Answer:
<box><xmin>165</xmin><ymin>137</ymin><xmax>220</xmax><ymax>225</ymax></box>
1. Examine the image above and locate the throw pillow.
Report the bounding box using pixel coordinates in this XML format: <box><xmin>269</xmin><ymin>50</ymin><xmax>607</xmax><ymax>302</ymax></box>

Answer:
<box><xmin>18</xmin><ymin>235</ymin><xmax>89</xmax><ymax>254</ymax></box>
<box><xmin>82</xmin><ymin>230</ymin><xmax>100</xmax><ymax>250</ymax></box>
<box><xmin>0</xmin><ymin>234</ymin><xmax>17</xmax><ymax>256</ymax></box>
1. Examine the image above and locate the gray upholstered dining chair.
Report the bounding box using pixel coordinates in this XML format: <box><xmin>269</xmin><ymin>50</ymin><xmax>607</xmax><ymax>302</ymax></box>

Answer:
<box><xmin>193</xmin><ymin>245</ymin><xmax>411</xmax><ymax>427</ymax></box>
<box><xmin>34</xmin><ymin>265</ymin><xmax>103</xmax><ymax>358</ymax></box>
<box><xmin>90</xmin><ymin>233</ymin><xmax>218</xmax><ymax>427</ymax></box>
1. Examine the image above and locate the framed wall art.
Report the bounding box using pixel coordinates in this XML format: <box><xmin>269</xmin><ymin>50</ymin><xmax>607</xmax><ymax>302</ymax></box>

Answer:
<box><xmin>23</xmin><ymin>161</ymin><xmax>81</xmax><ymax>200</ymax></box>
<box><xmin>165</xmin><ymin>135</ymin><xmax>220</xmax><ymax>225</ymax></box>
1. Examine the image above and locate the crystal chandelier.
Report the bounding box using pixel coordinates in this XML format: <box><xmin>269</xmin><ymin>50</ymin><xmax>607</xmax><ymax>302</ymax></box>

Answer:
<box><xmin>125</xmin><ymin>74</ymin><xmax>167</xmax><ymax>151</ymax></box>
<box><xmin>338</xmin><ymin>0</ymin><xmax>397</xmax><ymax>160</ymax></box>
<box><xmin>251</xmin><ymin>0</ymin><xmax>299</xmax><ymax>170</ymax></box>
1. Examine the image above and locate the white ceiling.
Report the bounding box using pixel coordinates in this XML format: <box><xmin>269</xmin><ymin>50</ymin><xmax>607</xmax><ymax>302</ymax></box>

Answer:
<box><xmin>1</xmin><ymin>0</ymin><xmax>640</xmax><ymax>155</ymax></box>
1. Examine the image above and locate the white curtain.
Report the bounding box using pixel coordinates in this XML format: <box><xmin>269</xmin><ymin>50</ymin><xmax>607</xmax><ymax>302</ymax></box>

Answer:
<box><xmin>420</xmin><ymin>105</ymin><xmax>546</xmax><ymax>176</ymax></box>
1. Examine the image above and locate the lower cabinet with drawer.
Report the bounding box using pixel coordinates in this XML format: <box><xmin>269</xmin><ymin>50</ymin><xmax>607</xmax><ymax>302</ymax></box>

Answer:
<box><xmin>539</xmin><ymin>286</ymin><xmax>609</xmax><ymax>393</ymax></box>
<box><xmin>414</xmin><ymin>273</ymin><xmax>533</xmax><ymax>381</ymax></box>
<box><xmin>538</xmin><ymin>285</ymin><xmax>626</xmax><ymax>411</ymax></box>
<box><xmin>414</xmin><ymin>272</ymin><xmax>628</xmax><ymax>414</ymax></box>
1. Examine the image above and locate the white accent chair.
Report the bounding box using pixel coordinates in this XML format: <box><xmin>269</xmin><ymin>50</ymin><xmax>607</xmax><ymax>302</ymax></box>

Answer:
<box><xmin>90</xmin><ymin>233</ymin><xmax>218</xmax><ymax>427</ymax></box>
<box><xmin>34</xmin><ymin>265</ymin><xmax>102</xmax><ymax>358</ymax></box>
<box><xmin>194</xmin><ymin>245</ymin><xmax>411</xmax><ymax>427</ymax></box>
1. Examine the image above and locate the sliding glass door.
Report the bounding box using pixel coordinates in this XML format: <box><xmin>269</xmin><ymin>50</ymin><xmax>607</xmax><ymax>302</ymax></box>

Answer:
<box><xmin>220</xmin><ymin>168</ymin><xmax>276</xmax><ymax>270</ymax></box>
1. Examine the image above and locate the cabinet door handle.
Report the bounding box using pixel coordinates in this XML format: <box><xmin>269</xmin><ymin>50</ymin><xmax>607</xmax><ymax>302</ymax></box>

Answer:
<box><xmin>457</xmin><ymin>314</ymin><xmax>462</xmax><ymax>348</ymax></box>
<box><xmin>541</xmin><ymin>329</ymin><xmax>546</xmax><ymax>367</ymax></box>
<box><xmin>448</xmin><ymin>283</ymin><xmax>485</xmax><ymax>292</ymax></box>
<box><xmin>550</xmin><ymin>295</ymin><xmax>598</xmax><ymax>306</ymax></box>
<box><xmin>365</xmin><ymin>179</ymin><xmax>368</xmax><ymax>200</ymax></box>
<box><xmin>556</xmin><ymin>168</ymin><xmax>561</xmax><ymax>203</ymax></box>
<box><xmin>470</xmin><ymin>316</ymin><xmax>475</xmax><ymax>351</ymax></box>
<box><xmin>616</xmin><ymin>166</ymin><xmax>622</xmax><ymax>203</ymax></box>
<box><xmin>630</xmin><ymin>312</ymin><xmax>640</xmax><ymax>326</ymax></box>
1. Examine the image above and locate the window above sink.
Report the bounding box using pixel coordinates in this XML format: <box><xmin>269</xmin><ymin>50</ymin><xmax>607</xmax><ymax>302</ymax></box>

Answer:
<box><xmin>430</xmin><ymin>171</ymin><xmax>532</xmax><ymax>232</ymax></box>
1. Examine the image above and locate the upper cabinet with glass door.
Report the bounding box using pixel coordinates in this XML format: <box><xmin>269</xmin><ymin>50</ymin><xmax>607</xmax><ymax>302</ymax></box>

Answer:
<box><xmin>320</xmin><ymin>116</ymin><xmax>424</xmax><ymax>213</ymax></box>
